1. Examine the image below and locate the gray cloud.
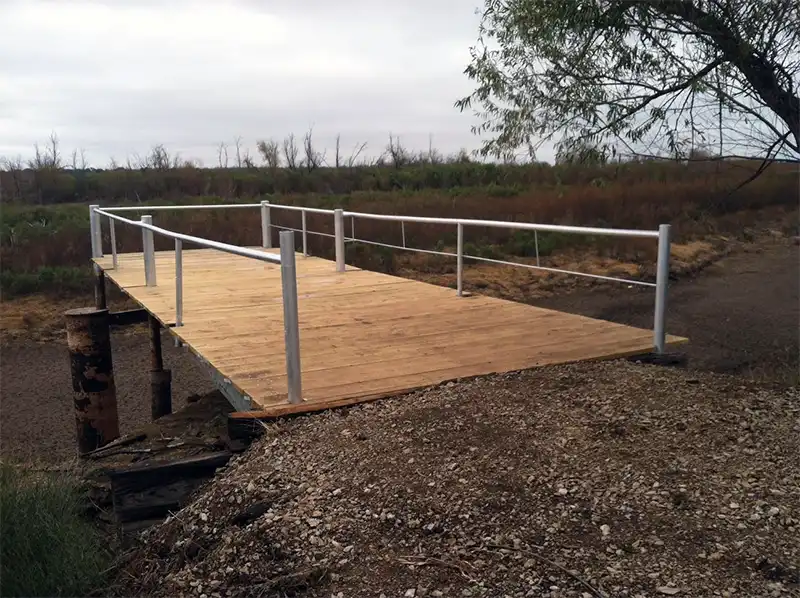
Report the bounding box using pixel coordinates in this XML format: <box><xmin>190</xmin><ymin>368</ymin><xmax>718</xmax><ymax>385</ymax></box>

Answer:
<box><xmin>1</xmin><ymin>0</ymin><xmax>535</xmax><ymax>167</ymax></box>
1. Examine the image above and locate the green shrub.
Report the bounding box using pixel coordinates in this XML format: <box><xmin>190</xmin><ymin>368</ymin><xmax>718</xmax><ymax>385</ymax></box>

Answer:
<box><xmin>503</xmin><ymin>230</ymin><xmax>580</xmax><ymax>258</ymax></box>
<box><xmin>0</xmin><ymin>266</ymin><xmax>93</xmax><ymax>298</ymax></box>
<box><xmin>463</xmin><ymin>241</ymin><xmax>505</xmax><ymax>264</ymax></box>
<box><xmin>0</xmin><ymin>463</ymin><xmax>110</xmax><ymax>597</ymax></box>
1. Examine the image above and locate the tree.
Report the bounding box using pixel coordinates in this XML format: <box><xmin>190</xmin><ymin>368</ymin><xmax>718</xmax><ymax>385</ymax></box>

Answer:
<box><xmin>457</xmin><ymin>0</ymin><xmax>800</xmax><ymax>177</ymax></box>
<box><xmin>555</xmin><ymin>138</ymin><xmax>608</xmax><ymax>166</ymax></box>
<box><xmin>302</xmin><ymin>127</ymin><xmax>325</xmax><ymax>172</ymax></box>
<box><xmin>233</xmin><ymin>136</ymin><xmax>244</xmax><ymax>167</ymax></box>
<box><xmin>217</xmin><ymin>142</ymin><xmax>229</xmax><ymax>168</ymax></box>
<box><xmin>282</xmin><ymin>134</ymin><xmax>299</xmax><ymax>170</ymax></box>
<box><xmin>256</xmin><ymin>139</ymin><xmax>281</xmax><ymax>168</ymax></box>
<box><xmin>386</xmin><ymin>134</ymin><xmax>410</xmax><ymax>167</ymax></box>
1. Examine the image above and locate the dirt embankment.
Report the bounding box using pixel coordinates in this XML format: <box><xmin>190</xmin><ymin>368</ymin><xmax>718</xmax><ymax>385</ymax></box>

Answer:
<box><xmin>115</xmin><ymin>360</ymin><xmax>800</xmax><ymax>597</ymax></box>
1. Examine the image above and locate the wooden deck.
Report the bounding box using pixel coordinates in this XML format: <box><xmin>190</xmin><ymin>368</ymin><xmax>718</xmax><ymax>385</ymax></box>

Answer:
<box><xmin>94</xmin><ymin>249</ymin><xmax>686</xmax><ymax>416</ymax></box>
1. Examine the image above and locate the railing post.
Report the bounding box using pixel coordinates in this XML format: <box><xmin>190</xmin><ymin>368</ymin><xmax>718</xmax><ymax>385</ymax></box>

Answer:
<box><xmin>457</xmin><ymin>223</ymin><xmax>464</xmax><ymax>297</ymax></box>
<box><xmin>141</xmin><ymin>215</ymin><xmax>157</xmax><ymax>286</ymax></box>
<box><xmin>534</xmin><ymin>230</ymin><xmax>540</xmax><ymax>267</ymax></box>
<box><xmin>261</xmin><ymin>200</ymin><xmax>272</xmax><ymax>249</ymax></box>
<box><xmin>653</xmin><ymin>224</ymin><xmax>671</xmax><ymax>354</ymax></box>
<box><xmin>301</xmin><ymin>210</ymin><xmax>308</xmax><ymax>256</ymax></box>
<box><xmin>279</xmin><ymin>231</ymin><xmax>303</xmax><ymax>404</ymax></box>
<box><xmin>110</xmin><ymin>217</ymin><xmax>118</xmax><ymax>269</ymax></box>
<box><xmin>95</xmin><ymin>209</ymin><xmax>103</xmax><ymax>257</ymax></box>
<box><xmin>334</xmin><ymin>209</ymin><xmax>345</xmax><ymax>272</ymax></box>
<box><xmin>89</xmin><ymin>205</ymin><xmax>101</xmax><ymax>258</ymax></box>
<box><xmin>175</xmin><ymin>239</ymin><xmax>183</xmax><ymax>327</ymax></box>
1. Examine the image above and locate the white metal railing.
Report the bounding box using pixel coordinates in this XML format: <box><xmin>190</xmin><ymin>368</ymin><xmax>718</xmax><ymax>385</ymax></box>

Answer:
<box><xmin>89</xmin><ymin>204</ymin><xmax>303</xmax><ymax>405</ymax></box>
<box><xmin>90</xmin><ymin>200</ymin><xmax>672</xmax><ymax>409</ymax></box>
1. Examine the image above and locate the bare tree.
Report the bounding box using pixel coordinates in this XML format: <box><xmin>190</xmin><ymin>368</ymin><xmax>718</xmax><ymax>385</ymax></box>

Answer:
<box><xmin>126</xmin><ymin>153</ymin><xmax>144</xmax><ymax>170</ymax></box>
<box><xmin>217</xmin><ymin>142</ymin><xmax>229</xmax><ymax>168</ymax></box>
<box><xmin>69</xmin><ymin>148</ymin><xmax>88</xmax><ymax>170</ymax></box>
<box><xmin>0</xmin><ymin>155</ymin><xmax>24</xmax><ymax>200</ymax></box>
<box><xmin>47</xmin><ymin>131</ymin><xmax>62</xmax><ymax>169</ymax></box>
<box><xmin>28</xmin><ymin>144</ymin><xmax>44</xmax><ymax>170</ymax></box>
<box><xmin>233</xmin><ymin>136</ymin><xmax>243</xmax><ymax>167</ymax></box>
<box><xmin>28</xmin><ymin>132</ymin><xmax>62</xmax><ymax>170</ymax></box>
<box><xmin>334</xmin><ymin>134</ymin><xmax>342</xmax><ymax>168</ymax></box>
<box><xmin>142</xmin><ymin>145</ymin><xmax>171</xmax><ymax>170</ymax></box>
<box><xmin>256</xmin><ymin>139</ymin><xmax>281</xmax><ymax>168</ymax></box>
<box><xmin>386</xmin><ymin>134</ymin><xmax>410</xmax><ymax>168</ymax></box>
<box><xmin>427</xmin><ymin>134</ymin><xmax>443</xmax><ymax>164</ymax></box>
<box><xmin>241</xmin><ymin>148</ymin><xmax>256</xmax><ymax>169</ymax></box>
<box><xmin>170</xmin><ymin>151</ymin><xmax>184</xmax><ymax>169</ymax></box>
<box><xmin>282</xmin><ymin>134</ymin><xmax>299</xmax><ymax>170</ymax></box>
<box><xmin>347</xmin><ymin>141</ymin><xmax>369</xmax><ymax>167</ymax></box>
<box><xmin>302</xmin><ymin>127</ymin><xmax>325</xmax><ymax>172</ymax></box>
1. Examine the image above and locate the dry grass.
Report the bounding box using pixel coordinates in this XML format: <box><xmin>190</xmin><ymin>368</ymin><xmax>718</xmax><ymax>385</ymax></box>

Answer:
<box><xmin>2</xmin><ymin>160</ymin><xmax>797</xmax><ymax>278</ymax></box>
<box><xmin>0</xmin><ymin>289</ymin><xmax>139</xmax><ymax>341</ymax></box>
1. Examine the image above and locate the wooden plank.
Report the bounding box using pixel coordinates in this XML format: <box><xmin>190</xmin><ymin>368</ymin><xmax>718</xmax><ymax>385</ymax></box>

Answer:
<box><xmin>108</xmin><ymin>452</ymin><xmax>232</xmax><ymax>522</ymax></box>
<box><xmin>96</xmin><ymin>248</ymin><xmax>688</xmax><ymax>414</ymax></box>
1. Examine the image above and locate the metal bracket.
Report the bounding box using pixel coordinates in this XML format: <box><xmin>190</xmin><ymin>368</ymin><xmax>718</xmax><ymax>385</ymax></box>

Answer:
<box><xmin>202</xmin><ymin>360</ymin><xmax>253</xmax><ymax>411</ymax></box>
<box><xmin>210</xmin><ymin>368</ymin><xmax>253</xmax><ymax>411</ymax></box>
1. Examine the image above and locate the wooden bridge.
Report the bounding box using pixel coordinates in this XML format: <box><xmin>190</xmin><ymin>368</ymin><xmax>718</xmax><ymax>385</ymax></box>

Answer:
<box><xmin>92</xmin><ymin>222</ymin><xmax>686</xmax><ymax>418</ymax></box>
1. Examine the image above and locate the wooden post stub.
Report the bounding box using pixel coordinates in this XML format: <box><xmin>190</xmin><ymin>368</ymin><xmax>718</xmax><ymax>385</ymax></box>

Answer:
<box><xmin>65</xmin><ymin>307</ymin><xmax>120</xmax><ymax>454</ymax></box>
<box><xmin>151</xmin><ymin>369</ymin><xmax>172</xmax><ymax>420</ymax></box>
<box><xmin>148</xmin><ymin>315</ymin><xmax>172</xmax><ymax>419</ymax></box>
<box><xmin>94</xmin><ymin>266</ymin><xmax>107</xmax><ymax>310</ymax></box>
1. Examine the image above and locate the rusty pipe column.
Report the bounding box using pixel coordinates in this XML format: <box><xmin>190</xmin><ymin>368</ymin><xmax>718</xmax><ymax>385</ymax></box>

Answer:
<box><xmin>149</xmin><ymin>315</ymin><xmax>172</xmax><ymax>419</ymax></box>
<box><xmin>65</xmin><ymin>307</ymin><xmax>120</xmax><ymax>454</ymax></box>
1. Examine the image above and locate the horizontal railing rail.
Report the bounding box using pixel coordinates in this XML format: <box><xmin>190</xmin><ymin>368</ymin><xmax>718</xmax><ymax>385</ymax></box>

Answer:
<box><xmin>101</xmin><ymin>203</ymin><xmax>263</xmax><ymax>211</ymax></box>
<box><xmin>95</xmin><ymin>209</ymin><xmax>282</xmax><ymax>264</ymax></box>
<box><xmin>90</xmin><ymin>199</ymin><xmax>672</xmax><ymax>411</ymax></box>
<box><xmin>260</xmin><ymin>201</ymin><xmax>670</xmax><ymax>353</ymax></box>
<box><xmin>340</xmin><ymin>210</ymin><xmax>660</xmax><ymax>238</ymax></box>
<box><xmin>89</xmin><ymin>204</ymin><xmax>302</xmax><ymax>406</ymax></box>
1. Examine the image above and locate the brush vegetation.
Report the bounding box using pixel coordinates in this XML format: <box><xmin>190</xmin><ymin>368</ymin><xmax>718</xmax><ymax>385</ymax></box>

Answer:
<box><xmin>1</xmin><ymin>157</ymin><xmax>797</xmax><ymax>298</ymax></box>
<box><xmin>0</xmin><ymin>462</ymin><xmax>110</xmax><ymax>597</ymax></box>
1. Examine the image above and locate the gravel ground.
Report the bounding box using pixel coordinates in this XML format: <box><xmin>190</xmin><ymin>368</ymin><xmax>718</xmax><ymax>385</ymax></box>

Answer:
<box><xmin>117</xmin><ymin>361</ymin><xmax>799</xmax><ymax>598</ymax></box>
<box><xmin>0</xmin><ymin>327</ymin><xmax>213</xmax><ymax>461</ymax></box>
<box><xmin>533</xmin><ymin>243</ymin><xmax>798</xmax><ymax>384</ymax></box>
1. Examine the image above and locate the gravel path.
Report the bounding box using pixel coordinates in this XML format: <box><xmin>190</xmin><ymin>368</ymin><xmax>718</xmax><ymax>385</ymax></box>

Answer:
<box><xmin>118</xmin><ymin>361</ymin><xmax>800</xmax><ymax>597</ymax></box>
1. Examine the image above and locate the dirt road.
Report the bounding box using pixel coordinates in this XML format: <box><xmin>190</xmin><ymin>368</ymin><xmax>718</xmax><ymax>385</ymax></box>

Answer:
<box><xmin>1</xmin><ymin>242</ymin><xmax>796</xmax><ymax>462</ymax></box>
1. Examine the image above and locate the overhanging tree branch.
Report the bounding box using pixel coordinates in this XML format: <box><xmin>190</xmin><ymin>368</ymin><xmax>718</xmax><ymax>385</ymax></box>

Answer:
<box><xmin>458</xmin><ymin>0</ymin><xmax>799</xmax><ymax>183</ymax></box>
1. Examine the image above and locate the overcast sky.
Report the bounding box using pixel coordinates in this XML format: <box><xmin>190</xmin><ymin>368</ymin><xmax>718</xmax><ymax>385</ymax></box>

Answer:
<box><xmin>0</xmin><ymin>0</ymin><xmax>535</xmax><ymax>168</ymax></box>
